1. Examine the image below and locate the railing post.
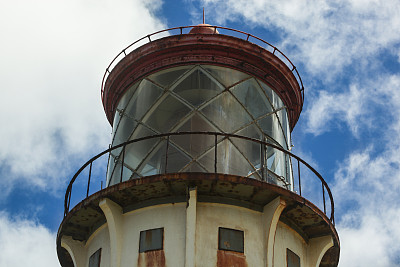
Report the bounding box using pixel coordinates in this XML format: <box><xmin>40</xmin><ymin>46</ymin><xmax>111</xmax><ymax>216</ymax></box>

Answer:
<box><xmin>86</xmin><ymin>162</ymin><xmax>92</xmax><ymax>197</ymax></box>
<box><xmin>298</xmin><ymin>160</ymin><xmax>302</xmax><ymax>196</ymax></box>
<box><xmin>67</xmin><ymin>188</ymin><xmax>72</xmax><ymax>215</ymax></box>
<box><xmin>214</xmin><ymin>134</ymin><xmax>218</xmax><ymax>173</ymax></box>
<box><xmin>120</xmin><ymin>145</ymin><xmax>125</xmax><ymax>183</ymax></box>
<box><xmin>322</xmin><ymin>182</ymin><xmax>326</xmax><ymax>214</ymax></box>
<box><xmin>165</xmin><ymin>136</ymin><xmax>170</xmax><ymax>174</ymax></box>
<box><xmin>260</xmin><ymin>142</ymin><xmax>264</xmax><ymax>181</ymax></box>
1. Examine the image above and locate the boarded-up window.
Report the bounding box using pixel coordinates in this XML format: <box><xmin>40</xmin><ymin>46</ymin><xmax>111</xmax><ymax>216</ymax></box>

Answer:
<box><xmin>88</xmin><ymin>248</ymin><xmax>101</xmax><ymax>267</ymax></box>
<box><xmin>218</xmin><ymin>227</ymin><xmax>244</xmax><ymax>253</ymax></box>
<box><xmin>287</xmin><ymin>248</ymin><xmax>300</xmax><ymax>267</ymax></box>
<box><xmin>139</xmin><ymin>228</ymin><xmax>164</xmax><ymax>252</ymax></box>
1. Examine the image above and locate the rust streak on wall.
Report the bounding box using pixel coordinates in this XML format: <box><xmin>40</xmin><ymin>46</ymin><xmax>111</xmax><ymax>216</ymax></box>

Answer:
<box><xmin>217</xmin><ymin>250</ymin><xmax>248</xmax><ymax>267</ymax></box>
<box><xmin>137</xmin><ymin>250</ymin><xmax>166</xmax><ymax>267</ymax></box>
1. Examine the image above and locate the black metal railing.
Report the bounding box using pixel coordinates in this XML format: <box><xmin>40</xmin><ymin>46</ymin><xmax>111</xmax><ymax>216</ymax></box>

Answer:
<box><xmin>101</xmin><ymin>25</ymin><xmax>304</xmax><ymax>103</ymax></box>
<box><xmin>63</xmin><ymin>132</ymin><xmax>334</xmax><ymax>225</ymax></box>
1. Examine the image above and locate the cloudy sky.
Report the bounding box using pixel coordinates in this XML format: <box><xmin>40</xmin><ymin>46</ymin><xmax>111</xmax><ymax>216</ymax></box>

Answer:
<box><xmin>1</xmin><ymin>0</ymin><xmax>399</xmax><ymax>266</ymax></box>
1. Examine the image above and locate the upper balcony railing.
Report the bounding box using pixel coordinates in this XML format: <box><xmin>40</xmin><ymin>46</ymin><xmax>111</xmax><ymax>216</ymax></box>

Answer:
<box><xmin>63</xmin><ymin>132</ymin><xmax>334</xmax><ymax>225</ymax></box>
<box><xmin>100</xmin><ymin>25</ymin><xmax>304</xmax><ymax>104</ymax></box>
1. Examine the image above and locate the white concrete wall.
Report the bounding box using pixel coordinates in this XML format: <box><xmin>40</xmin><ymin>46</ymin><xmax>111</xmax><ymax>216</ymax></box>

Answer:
<box><xmin>121</xmin><ymin>203</ymin><xmax>186</xmax><ymax>267</ymax></box>
<box><xmin>65</xmin><ymin>198</ymin><xmax>333</xmax><ymax>267</ymax></box>
<box><xmin>274</xmin><ymin>221</ymin><xmax>307</xmax><ymax>266</ymax></box>
<box><xmin>85</xmin><ymin>225</ymin><xmax>111</xmax><ymax>267</ymax></box>
<box><xmin>195</xmin><ymin>202</ymin><xmax>265</xmax><ymax>267</ymax></box>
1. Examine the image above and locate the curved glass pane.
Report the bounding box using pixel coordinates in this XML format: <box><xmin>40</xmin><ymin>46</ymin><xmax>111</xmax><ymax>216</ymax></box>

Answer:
<box><xmin>125</xmin><ymin>79</ymin><xmax>163</xmax><ymax>121</ymax></box>
<box><xmin>200</xmin><ymin>92</ymin><xmax>252</xmax><ymax>133</ymax></box>
<box><xmin>231</xmin><ymin>78</ymin><xmax>273</xmax><ymax>119</ymax></box>
<box><xmin>144</xmin><ymin>94</ymin><xmax>191</xmax><ymax>133</ymax></box>
<box><xmin>257</xmin><ymin>114</ymin><xmax>287</xmax><ymax>149</ymax></box>
<box><xmin>173</xmin><ymin>68</ymin><xmax>223</xmax><ymax>107</ymax></box>
<box><xmin>147</xmin><ymin>65</ymin><xmax>192</xmax><ymax>89</ymax></box>
<box><xmin>203</xmin><ymin>65</ymin><xmax>250</xmax><ymax>88</ymax></box>
<box><xmin>258</xmin><ymin>80</ymin><xmax>284</xmax><ymax>110</ymax></box>
<box><xmin>107</xmin><ymin>64</ymin><xmax>293</xmax><ymax>191</ymax></box>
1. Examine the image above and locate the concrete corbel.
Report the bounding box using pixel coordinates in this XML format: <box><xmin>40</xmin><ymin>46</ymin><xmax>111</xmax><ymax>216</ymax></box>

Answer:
<box><xmin>307</xmin><ymin>235</ymin><xmax>333</xmax><ymax>267</ymax></box>
<box><xmin>99</xmin><ymin>198</ymin><xmax>123</xmax><ymax>267</ymax></box>
<box><xmin>262</xmin><ymin>197</ymin><xmax>287</xmax><ymax>267</ymax></box>
<box><xmin>185</xmin><ymin>187</ymin><xmax>197</xmax><ymax>267</ymax></box>
<box><xmin>61</xmin><ymin>236</ymin><xmax>86</xmax><ymax>267</ymax></box>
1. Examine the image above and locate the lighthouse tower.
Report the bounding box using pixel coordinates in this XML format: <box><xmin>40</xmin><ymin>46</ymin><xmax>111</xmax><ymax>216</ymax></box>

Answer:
<box><xmin>57</xmin><ymin>24</ymin><xmax>340</xmax><ymax>267</ymax></box>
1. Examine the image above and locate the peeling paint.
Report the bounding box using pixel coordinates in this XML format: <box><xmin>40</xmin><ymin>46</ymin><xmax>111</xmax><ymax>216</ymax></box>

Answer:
<box><xmin>137</xmin><ymin>250</ymin><xmax>166</xmax><ymax>267</ymax></box>
<box><xmin>217</xmin><ymin>250</ymin><xmax>248</xmax><ymax>267</ymax></box>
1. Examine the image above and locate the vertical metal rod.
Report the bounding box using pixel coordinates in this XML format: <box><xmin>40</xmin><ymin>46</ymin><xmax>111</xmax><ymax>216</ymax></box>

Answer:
<box><xmin>86</xmin><ymin>162</ymin><xmax>92</xmax><ymax>197</ymax></box>
<box><xmin>214</xmin><ymin>134</ymin><xmax>217</xmax><ymax>173</ymax></box>
<box><xmin>67</xmin><ymin>189</ymin><xmax>72</xmax><ymax>214</ymax></box>
<box><xmin>203</xmin><ymin>7</ymin><xmax>205</xmax><ymax>24</ymax></box>
<box><xmin>298</xmin><ymin>160</ymin><xmax>302</xmax><ymax>196</ymax></box>
<box><xmin>265</xmin><ymin>141</ymin><xmax>268</xmax><ymax>182</ymax></box>
<box><xmin>120</xmin><ymin>145</ymin><xmax>125</xmax><ymax>183</ymax></box>
<box><xmin>322</xmin><ymin>182</ymin><xmax>326</xmax><ymax>214</ymax></box>
<box><xmin>260</xmin><ymin>142</ymin><xmax>264</xmax><ymax>181</ymax></box>
<box><xmin>101</xmin><ymin>181</ymin><xmax>103</xmax><ymax>190</ymax></box>
<box><xmin>165</xmin><ymin>136</ymin><xmax>170</xmax><ymax>174</ymax></box>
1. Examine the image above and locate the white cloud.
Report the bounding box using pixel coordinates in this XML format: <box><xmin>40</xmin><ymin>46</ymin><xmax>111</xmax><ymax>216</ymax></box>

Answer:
<box><xmin>0</xmin><ymin>212</ymin><xmax>59</xmax><ymax>267</ymax></box>
<box><xmin>305</xmin><ymin>84</ymin><xmax>366</xmax><ymax>136</ymax></box>
<box><xmin>0</xmin><ymin>0</ymin><xmax>166</xmax><ymax>195</ymax></box>
<box><xmin>199</xmin><ymin>0</ymin><xmax>400</xmax><ymax>77</ymax></box>
<box><xmin>329</xmin><ymin>75</ymin><xmax>400</xmax><ymax>266</ymax></box>
<box><xmin>305</xmin><ymin>74</ymin><xmax>400</xmax><ymax>136</ymax></box>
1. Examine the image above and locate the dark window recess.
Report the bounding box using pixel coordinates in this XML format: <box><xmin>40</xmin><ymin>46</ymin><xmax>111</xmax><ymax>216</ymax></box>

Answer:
<box><xmin>218</xmin><ymin>227</ymin><xmax>244</xmax><ymax>253</ymax></box>
<box><xmin>287</xmin><ymin>248</ymin><xmax>300</xmax><ymax>267</ymax></box>
<box><xmin>88</xmin><ymin>248</ymin><xmax>101</xmax><ymax>267</ymax></box>
<box><xmin>139</xmin><ymin>228</ymin><xmax>164</xmax><ymax>253</ymax></box>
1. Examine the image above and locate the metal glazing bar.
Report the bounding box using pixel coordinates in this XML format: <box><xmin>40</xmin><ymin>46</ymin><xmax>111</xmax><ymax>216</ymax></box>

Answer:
<box><xmin>86</xmin><ymin>162</ymin><xmax>92</xmax><ymax>197</ymax></box>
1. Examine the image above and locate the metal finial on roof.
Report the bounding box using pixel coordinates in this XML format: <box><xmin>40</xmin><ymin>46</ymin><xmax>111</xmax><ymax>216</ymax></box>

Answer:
<box><xmin>203</xmin><ymin>8</ymin><xmax>205</xmax><ymax>24</ymax></box>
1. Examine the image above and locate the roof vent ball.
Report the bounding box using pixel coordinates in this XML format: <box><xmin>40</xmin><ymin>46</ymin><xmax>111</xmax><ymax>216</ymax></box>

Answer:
<box><xmin>189</xmin><ymin>24</ymin><xmax>219</xmax><ymax>34</ymax></box>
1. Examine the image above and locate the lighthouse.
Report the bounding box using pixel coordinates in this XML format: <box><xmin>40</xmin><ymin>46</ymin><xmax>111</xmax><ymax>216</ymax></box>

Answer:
<box><xmin>57</xmin><ymin>24</ymin><xmax>340</xmax><ymax>267</ymax></box>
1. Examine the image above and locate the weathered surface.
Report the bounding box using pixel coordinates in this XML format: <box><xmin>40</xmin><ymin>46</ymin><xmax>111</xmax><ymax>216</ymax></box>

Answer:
<box><xmin>217</xmin><ymin>250</ymin><xmax>248</xmax><ymax>267</ymax></box>
<box><xmin>137</xmin><ymin>250</ymin><xmax>166</xmax><ymax>267</ymax></box>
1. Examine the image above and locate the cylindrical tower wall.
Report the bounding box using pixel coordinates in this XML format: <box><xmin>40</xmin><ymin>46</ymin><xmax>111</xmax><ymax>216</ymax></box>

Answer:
<box><xmin>107</xmin><ymin>64</ymin><xmax>293</xmax><ymax>189</ymax></box>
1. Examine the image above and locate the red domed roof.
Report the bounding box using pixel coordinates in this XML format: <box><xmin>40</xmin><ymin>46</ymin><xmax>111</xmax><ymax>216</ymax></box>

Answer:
<box><xmin>189</xmin><ymin>24</ymin><xmax>219</xmax><ymax>34</ymax></box>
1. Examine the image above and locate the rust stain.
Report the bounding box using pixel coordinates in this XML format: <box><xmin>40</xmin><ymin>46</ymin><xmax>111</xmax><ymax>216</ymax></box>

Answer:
<box><xmin>217</xmin><ymin>250</ymin><xmax>248</xmax><ymax>267</ymax></box>
<box><xmin>137</xmin><ymin>250</ymin><xmax>166</xmax><ymax>267</ymax></box>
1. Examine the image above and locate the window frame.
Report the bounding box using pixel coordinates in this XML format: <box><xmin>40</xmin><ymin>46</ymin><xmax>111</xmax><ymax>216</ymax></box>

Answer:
<box><xmin>88</xmin><ymin>248</ymin><xmax>101</xmax><ymax>267</ymax></box>
<box><xmin>218</xmin><ymin>227</ymin><xmax>244</xmax><ymax>253</ymax></box>
<box><xmin>139</xmin><ymin>227</ymin><xmax>164</xmax><ymax>253</ymax></box>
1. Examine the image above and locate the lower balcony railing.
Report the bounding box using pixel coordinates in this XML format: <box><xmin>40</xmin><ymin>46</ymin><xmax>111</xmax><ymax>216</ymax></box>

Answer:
<box><xmin>63</xmin><ymin>132</ymin><xmax>335</xmax><ymax>225</ymax></box>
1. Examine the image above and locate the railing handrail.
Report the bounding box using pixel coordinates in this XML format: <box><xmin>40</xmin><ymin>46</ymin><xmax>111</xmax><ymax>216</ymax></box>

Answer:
<box><xmin>64</xmin><ymin>132</ymin><xmax>334</xmax><ymax>225</ymax></box>
<box><xmin>100</xmin><ymin>25</ymin><xmax>304</xmax><ymax>104</ymax></box>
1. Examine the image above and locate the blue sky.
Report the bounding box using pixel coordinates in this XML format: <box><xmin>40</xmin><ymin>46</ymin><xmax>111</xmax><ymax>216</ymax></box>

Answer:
<box><xmin>0</xmin><ymin>0</ymin><xmax>400</xmax><ymax>266</ymax></box>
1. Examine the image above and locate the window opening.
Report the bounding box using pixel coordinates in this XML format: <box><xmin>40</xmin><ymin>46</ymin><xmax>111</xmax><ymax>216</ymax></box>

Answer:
<box><xmin>287</xmin><ymin>248</ymin><xmax>300</xmax><ymax>267</ymax></box>
<box><xmin>218</xmin><ymin>227</ymin><xmax>244</xmax><ymax>253</ymax></box>
<box><xmin>139</xmin><ymin>228</ymin><xmax>164</xmax><ymax>253</ymax></box>
<box><xmin>88</xmin><ymin>248</ymin><xmax>101</xmax><ymax>267</ymax></box>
